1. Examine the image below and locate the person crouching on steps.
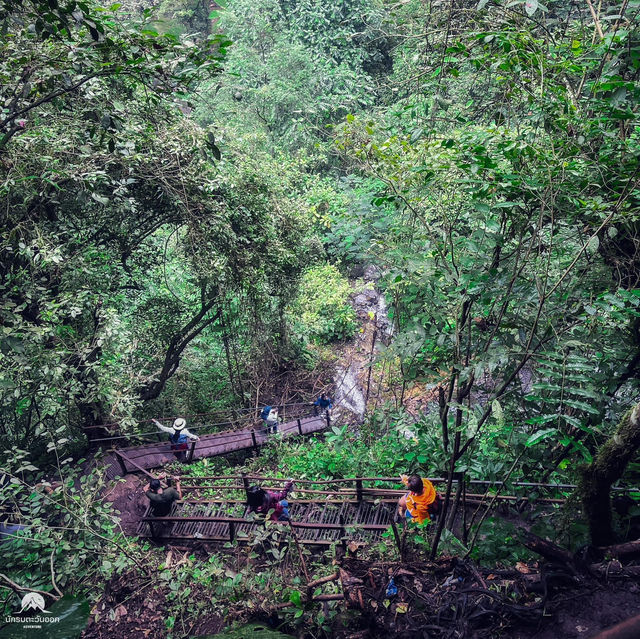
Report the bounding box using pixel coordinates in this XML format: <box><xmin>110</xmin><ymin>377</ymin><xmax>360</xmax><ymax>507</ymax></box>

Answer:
<box><xmin>397</xmin><ymin>474</ymin><xmax>438</xmax><ymax>524</ymax></box>
<box><xmin>246</xmin><ymin>480</ymin><xmax>294</xmax><ymax>521</ymax></box>
<box><xmin>153</xmin><ymin>417</ymin><xmax>199</xmax><ymax>462</ymax></box>
<box><xmin>313</xmin><ymin>393</ymin><xmax>333</xmax><ymax>416</ymax></box>
<box><xmin>143</xmin><ymin>475</ymin><xmax>182</xmax><ymax>537</ymax></box>
<box><xmin>144</xmin><ymin>475</ymin><xmax>182</xmax><ymax>517</ymax></box>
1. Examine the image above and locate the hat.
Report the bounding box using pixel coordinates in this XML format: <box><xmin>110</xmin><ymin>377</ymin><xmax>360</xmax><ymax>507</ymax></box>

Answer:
<box><xmin>173</xmin><ymin>418</ymin><xmax>186</xmax><ymax>431</ymax></box>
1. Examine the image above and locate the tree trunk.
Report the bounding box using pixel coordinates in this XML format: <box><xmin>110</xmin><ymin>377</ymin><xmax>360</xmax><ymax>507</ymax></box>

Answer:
<box><xmin>579</xmin><ymin>403</ymin><xmax>640</xmax><ymax>546</ymax></box>
<box><xmin>138</xmin><ymin>300</ymin><xmax>220</xmax><ymax>401</ymax></box>
<box><xmin>78</xmin><ymin>398</ymin><xmax>110</xmax><ymax>442</ymax></box>
<box><xmin>220</xmin><ymin>314</ymin><xmax>239</xmax><ymax>400</ymax></box>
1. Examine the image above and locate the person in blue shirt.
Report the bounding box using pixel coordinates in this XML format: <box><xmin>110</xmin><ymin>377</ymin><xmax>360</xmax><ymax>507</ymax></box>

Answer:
<box><xmin>260</xmin><ymin>406</ymin><xmax>280</xmax><ymax>434</ymax></box>
<box><xmin>313</xmin><ymin>393</ymin><xmax>333</xmax><ymax>415</ymax></box>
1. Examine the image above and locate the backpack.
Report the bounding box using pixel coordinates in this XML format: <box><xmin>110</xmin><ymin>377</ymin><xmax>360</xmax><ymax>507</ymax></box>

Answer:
<box><xmin>261</xmin><ymin>406</ymin><xmax>272</xmax><ymax>421</ymax></box>
<box><xmin>170</xmin><ymin>431</ymin><xmax>188</xmax><ymax>444</ymax></box>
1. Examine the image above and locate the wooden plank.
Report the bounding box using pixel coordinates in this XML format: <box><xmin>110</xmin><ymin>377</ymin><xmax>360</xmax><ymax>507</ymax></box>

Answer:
<box><xmin>307</xmin><ymin>503</ymin><xmax>326</xmax><ymax>542</ymax></box>
<box><xmin>322</xmin><ymin>504</ymin><xmax>340</xmax><ymax>542</ymax></box>
<box><xmin>136</xmin><ymin>532</ymin><xmax>353</xmax><ymax>546</ymax></box>
<box><xmin>210</xmin><ymin>504</ymin><xmax>227</xmax><ymax>538</ymax></box>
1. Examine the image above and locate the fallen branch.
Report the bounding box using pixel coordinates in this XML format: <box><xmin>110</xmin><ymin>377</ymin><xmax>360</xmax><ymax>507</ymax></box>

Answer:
<box><xmin>597</xmin><ymin>539</ymin><xmax>640</xmax><ymax>559</ymax></box>
<box><xmin>0</xmin><ymin>573</ymin><xmax>60</xmax><ymax>601</ymax></box>
<box><xmin>50</xmin><ymin>549</ymin><xmax>63</xmax><ymax>598</ymax></box>
<box><xmin>518</xmin><ymin>529</ymin><xmax>575</xmax><ymax>566</ymax></box>
<box><xmin>590</xmin><ymin>612</ymin><xmax>640</xmax><ymax>639</ymax></box>
<box><xmin>468</xmin><ymin>562</ymin><xmax>487</xmax><ymax>589</ymax></box>
<box><xmin>590</xmin><ymin>561</ymin><xmax>640</xmax><ymax>579</ymax></box>
<box><xmin>308</xmin><ymin>572</ymin><xmax>340</xmax><ymax>589</ymax></box>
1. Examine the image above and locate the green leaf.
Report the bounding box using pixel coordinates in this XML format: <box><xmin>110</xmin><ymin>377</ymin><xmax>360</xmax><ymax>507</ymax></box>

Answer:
<box><xmin>563</xmin><ymin>415</ymin><xmax>587</xmax><ymax>430</ymax></box>
<box><xmin>531</xmin><ymin>383</ymin><xmax>564</xmax><ymax>393</ymax></box>
<box><xmin>525</xmin><ymin>427</ymin><xmax>557</xmax><ymax>447</ymax></box>
<box><xmin>492</xmin><ymin>399</ymin><xmax>504</xmax><ymax>427</ymax></box>
<box><xmin>586</xmin><ymin>235</ymin><xmax>600</xmax><ymax>252</ymax></box>
<box><xmin>568</xmin><ymin>387</ymin><xmax>602</xmax><ymax>401</ymax></box>
<box><xmin>525</xmin><ymin>414</ymin><xmax>558</xmax><ymax>424</ymax></box>
<box><xmin>563</xmin><ymin>399</ymin><xmax>600</xmax><ymax>415</ymax></box>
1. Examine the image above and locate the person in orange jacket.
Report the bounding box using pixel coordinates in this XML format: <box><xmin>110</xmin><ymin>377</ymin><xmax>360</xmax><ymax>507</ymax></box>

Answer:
<box><xmin>397</xmin><ymin>474</ymin><xmax>438</xmax><ymax>524</ymax></box>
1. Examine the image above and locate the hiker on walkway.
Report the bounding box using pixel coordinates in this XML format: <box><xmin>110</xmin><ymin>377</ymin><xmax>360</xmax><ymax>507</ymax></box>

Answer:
<box><xmin>153</xmin><ymin>417</ymin><xmax>199</xmax><ymax>461</ymax></box>
<box><xmin>144</xmin><ymin>474</ymin><xmax>182</xmax><ymax>517</ymax></box>
<box><xmin>246</xmin><ymin>479</ymin><xmax>294</xmax><ymax>521</ymax></box>
<box><xmin>260</xmin><ymin>406</ymin><xmax>280</xmax><ymax>434</ymax></box>
<box><xmin>397</xmin><ymin>473</ymin><xmax>438</xmax><ymax>524</ymax></box>
<box><xmin>313</xmin><ymin>393</ymin><xmax>333</xmax><ymax>415</ymax></box>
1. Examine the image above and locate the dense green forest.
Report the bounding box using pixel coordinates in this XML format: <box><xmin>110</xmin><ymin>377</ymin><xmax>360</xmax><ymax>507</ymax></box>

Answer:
<box><xmin>1</xmin><ymin>0</ymin><xmax>640</xmax><ymax>637</ymax></box>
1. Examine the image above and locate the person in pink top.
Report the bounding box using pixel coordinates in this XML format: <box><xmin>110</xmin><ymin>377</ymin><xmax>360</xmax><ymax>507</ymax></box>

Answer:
<box><xmin>246</xmin><ymin>480</ymin><xmax>294</xmax><ymax>521</ymax></box>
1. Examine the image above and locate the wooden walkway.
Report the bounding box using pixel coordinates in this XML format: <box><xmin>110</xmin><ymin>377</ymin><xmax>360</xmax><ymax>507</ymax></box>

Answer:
<box><xmin>131</xmin><ymin>473</ymin><xmax>601</xmax><ymax>548</ymax></box>
<box><xmin>136</xmin><ymin>498</ymin><xmax>396</xmax><ymax>546</ymax></box>
<box><xmin>103</xmin><ymin>413</ymin><xmax>329</xmax><ymax>480</ymax></box>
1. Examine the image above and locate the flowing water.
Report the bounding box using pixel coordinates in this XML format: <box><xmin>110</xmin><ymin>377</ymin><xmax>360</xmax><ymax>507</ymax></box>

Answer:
<box><xmin>333</xmin><ymin>266</ymin><xmax>393</xmax><ymax>422</ymax></box>
<box><xmin>334</xmin><ymin>363</ymin><xmax>366</xmax><ymax>422</ymax></box>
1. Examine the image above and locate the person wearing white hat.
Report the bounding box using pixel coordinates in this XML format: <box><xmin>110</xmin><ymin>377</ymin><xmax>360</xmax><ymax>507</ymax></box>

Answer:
<box><xmin>153</xmin><ymin>417</ymin><xmax>199</xmax><ymax>461</ymax></box>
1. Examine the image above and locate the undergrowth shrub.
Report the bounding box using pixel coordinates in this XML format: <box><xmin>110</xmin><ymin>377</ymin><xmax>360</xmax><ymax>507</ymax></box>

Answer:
<box><xmin>289</xmin><ymin>264</ymin><xmax>357</xmax><ymax>344</ymax></box>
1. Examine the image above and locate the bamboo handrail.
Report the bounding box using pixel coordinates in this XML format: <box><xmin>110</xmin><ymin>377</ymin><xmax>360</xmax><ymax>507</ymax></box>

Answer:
<box><xmin>177</xmin><ymin>498</ymin><xmax>399</xmax><ymax>505</ymax></box>
<box><xmin>178</xmin><ymin>474</ymin><xmax>639</xmax><ymax>493</ymax></box>
<box><xmin>114</xmin><ymin>450</ymin><xmax>156</xmax><ymax>480</ymax></box>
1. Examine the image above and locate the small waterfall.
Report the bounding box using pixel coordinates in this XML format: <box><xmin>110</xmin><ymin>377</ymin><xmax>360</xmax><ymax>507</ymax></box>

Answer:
<box><xmin>332</xmin><ymin>265</ymin><xmax>394</xmax><ymax>421</ymax></box>
<box><xmin>334</xmin><ymin>364</ymin><xmax>366</xmax><ymax>422</ymax></box>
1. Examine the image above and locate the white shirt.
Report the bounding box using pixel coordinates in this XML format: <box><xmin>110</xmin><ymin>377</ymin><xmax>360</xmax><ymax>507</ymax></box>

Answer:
<box><xmin>153</xmin><ymin>419</ymin><xmax>199</xmax><ymax>441</ymax></box>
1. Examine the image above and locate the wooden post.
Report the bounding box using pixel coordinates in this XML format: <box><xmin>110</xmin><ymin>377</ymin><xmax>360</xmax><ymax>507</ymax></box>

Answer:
<box><xmin>390</xmin><ymin>519</ymin><xmax>404</xmax><ymax>561</ymax></box>
<box><xmin>251</xmin><ymin>429</ymin><xmax>257</xmax><ymax>449</ymax></box>
<box><xmin>339</xmin><ymin>515</ymin><xmax>347</xmax><ymax>553</ymax></box>
<box><xmin>462</xmin><ymin>480</ymin><xmax>468</xmax><ymax>546</ymax></box>
<box><xmin>446</xmin><ymin>473</ymin><xmax>464</xmax><ymax>530</ymax></box>
<box><xmin>241</xmin><ymin>473</ymin><xmax>250</xmax><ymax>502</ymax></box>
<box><xmin>115</xmin><ymin>452</ymin><xmax>128</xmax><ymax>476</ymax></box>
<box><xmin>287</xmin><ymin>520</ymin><xmax>311</xmax><ymax>595</ymax></box>
<box><xmin>229</xmin><ymin>521</ymin><xmax>236</xmax><ymax>543</ymax></box>
<box><xmin>356</xmin><ymin>479</ymin><xmax>363</xmax><ymax>502</ymax></box>
<box><xmin>297</xmin><ymin>418</ymin><xmax>303</xmax><ymax>436</ymax></box>
<box><xmin>188</xmin><ymin>439</ymin><xmax>197</xmax><ymax>463</ymax></box>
